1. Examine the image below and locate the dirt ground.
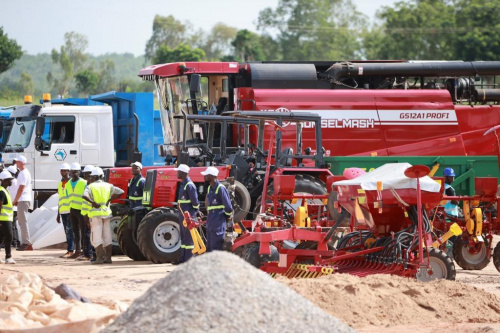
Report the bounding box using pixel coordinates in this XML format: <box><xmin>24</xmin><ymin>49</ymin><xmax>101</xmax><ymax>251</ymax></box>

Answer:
<box><xmin>1</xmin><ymin>244</ymin><xmax>500</xmax><ymax>333</ymax></box>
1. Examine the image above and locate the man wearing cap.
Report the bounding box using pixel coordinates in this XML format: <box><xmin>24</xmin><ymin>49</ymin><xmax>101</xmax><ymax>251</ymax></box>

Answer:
<box><xmin>83</xmin><ymin>167</ymin><xmax>124</xmax><ymax>264</ymax></box>
<box><xmin>128</xmin><ymin>162</ymin><xmax>145</xmax><ymax>209</ymax></box>
<box><xmin>201</xmin><ymin>166</ymin><xmax>233</xmax><ymax>252</ymax></box>
<box><xmin>174</xmin><ymin>164</ymin><xmax>199</xmax><ymax>263</ymax></box>
<box><xmin>56</xmin><ymin>163</ymin><xmax>74</xmax><ymax>258</ymax></box>
<box><xmin>66</xmin><ymin>163</ymin><xmax>89</xmax><ymax>259</ymax></box>
<box><xmin>0</xmin><ymin>170</ymin><xmax>16</xmax><ymax>263</ymax></box>
<box><xmin>13</xmin><ymin>155</ymin><xmax>32</xmax><ymax>251</ymax></box>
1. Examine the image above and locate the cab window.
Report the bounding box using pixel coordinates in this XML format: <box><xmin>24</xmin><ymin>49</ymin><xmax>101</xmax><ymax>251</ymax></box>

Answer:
<box><xmin>41</xmin><ymin>116</ymin><xmax>75</xmax><ymax>144</ymax></box>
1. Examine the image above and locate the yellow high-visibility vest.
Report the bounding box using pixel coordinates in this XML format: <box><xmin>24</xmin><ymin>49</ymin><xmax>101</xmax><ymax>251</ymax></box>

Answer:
<box><xmin>58</xmin><ymin>181</ymin><xmax>70</xmax><ymax>214</ymax></box>
<box><xmin>0</xmin><ymin>186</ymin><xmax>13</xmax><ymax>222</ymax></box>
<box><xmin>66</xmin><ymin>178</ymin><xmax>87</xmax><ymax>210</ymax></box>
<box><xmin>88</xmin><ymin>182</ymin><xmax>113</xmax><ymax>218</ymax></box>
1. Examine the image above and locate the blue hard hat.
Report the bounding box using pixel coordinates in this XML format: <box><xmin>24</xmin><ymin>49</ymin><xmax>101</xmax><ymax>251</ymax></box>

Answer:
<box><xmin>443</xmin><ymin>167</ymin><xmax>455</xmax><ymax>177</ymax></box>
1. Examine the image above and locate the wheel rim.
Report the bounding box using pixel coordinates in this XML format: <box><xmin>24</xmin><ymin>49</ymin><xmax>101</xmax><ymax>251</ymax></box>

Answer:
<box><xmin>416</xmin><ymin>257</ymin><xmax>448</xmax><ymax>282</ymax></box>
<box><xmin>152</xmin><ymin>221</ymin><xmax>181</xmax><ymax>253</ymax></box>
<box><xmin>460</xmin><ymin>242</ymin><xmax>487</xmax><ymax>265</ymax></box>
<box><xmin>110</xmin><ymin>216</ymin><xmax>121</xmax><ymax>246</ymax></box>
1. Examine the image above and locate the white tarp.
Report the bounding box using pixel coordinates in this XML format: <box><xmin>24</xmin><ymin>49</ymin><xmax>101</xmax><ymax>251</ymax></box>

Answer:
<box><xmin>333</xmin><ymin>163</ymin><xmax>441</xmax><ymax>193</ymax></box>
<box><xmin>26</xmin><ymin>194</ymin><xmax>66</xmax><ymax>250</ymax></box>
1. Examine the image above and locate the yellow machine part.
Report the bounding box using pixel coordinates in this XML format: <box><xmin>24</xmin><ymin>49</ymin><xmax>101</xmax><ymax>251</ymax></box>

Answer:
<box><xmin>190</xmin><ymin>228</ymin><xmax>206</xmax><ymax>255</ymax></box>
<box><xmin>432</xmin><ymin>223</ymin><xmax>463</xmax><ymax>248</ymax></box>
<box><xmin>294</xmin><ymin>206</ymin><xmax>310</xmax><ymax>228</ymax></box>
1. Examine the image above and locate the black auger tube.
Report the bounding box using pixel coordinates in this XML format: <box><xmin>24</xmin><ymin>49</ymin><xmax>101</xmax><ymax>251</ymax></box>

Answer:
<box><xmin>327</xmin><ymin>61</ymin><xmax>500</xmax><ymax>81</ymax></box>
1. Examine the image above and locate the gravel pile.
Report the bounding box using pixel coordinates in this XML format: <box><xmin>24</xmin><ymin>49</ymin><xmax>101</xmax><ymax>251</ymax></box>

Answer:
<box><xmin>103</xmin><ymin>251</ymin><xmax>354</xmax><ymax>333</ymax></box>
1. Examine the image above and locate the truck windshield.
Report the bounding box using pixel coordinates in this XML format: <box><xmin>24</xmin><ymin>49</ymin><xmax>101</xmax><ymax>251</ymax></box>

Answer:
<box><xmin>4</xmin><ymin>117</ymin><xmax>35</xmax><ymax>151</ymax></box>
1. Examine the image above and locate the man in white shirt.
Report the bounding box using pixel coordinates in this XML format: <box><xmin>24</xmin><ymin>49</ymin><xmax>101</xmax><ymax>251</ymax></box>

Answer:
<box><xmin>13</xmin><ymin>156</ymin><xmax>33</xmax><ymax>251</ymax></box>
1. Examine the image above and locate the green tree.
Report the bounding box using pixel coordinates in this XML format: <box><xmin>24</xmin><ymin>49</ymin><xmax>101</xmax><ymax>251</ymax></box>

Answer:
<box><xmin>202</xmin><ymin>23</ymin><xmax>238</xmax><ymax>60</ymax></box>
<box><xmin>232</xmin><ymin>29</ymin><xmax>265</xmax><ymax>61</ymax></box>
<box><xmin>454</xmin><ymin>0</ymin><xmax>500</xmax><ymax>60</ymax></box>
<box><xmin>152</xmin><ymin>44</ymin><xmax>205</xmax><ymax>64</ymax></box>
<box><xmin>145</xmin><ymin>15</ymin><xmax>191</xmax><ymax>61</ymax></box>
<box><xmin>0</xmin><ymin>27</ymin><xmax>23</xmax><ymax>74</ymax></box>
<box><xmin>96</xmin><ymin>59</ymin><xmax>116</xmax><ymax>92</ymax></box>
<box><xmin>258</xmin><ymin>0</ymin><xmax>367</xmax><ymax>60</ymax></box>
<box><xmin>47</xmin><ymin>32</ymin><xmax>88</xmax><ymax>97</ymax></box>
<box><xmin>75</xmin><ymin>69</ymin><xmax>99</xmax><ymax>95</ymax></box>
<box><xmin>364</xmin><ymin>0</ymin><xmax>455</xmax><ymax>60</ymax></box>
<box><xmin>18</xmin><ymin>71</ymin><xmax>34</xmax><ymax>96</ymax></box>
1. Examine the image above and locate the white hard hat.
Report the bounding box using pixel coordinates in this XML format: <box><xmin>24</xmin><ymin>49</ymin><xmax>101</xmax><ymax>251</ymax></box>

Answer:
<box><xmin>7</xmin><ymin>165</ymin><xmax>18</xmax><ymax>175</ymax></box>
<box><xmin>173</xmin><ymin>164</ymin><xmax>190</xmax><ymax>174</ymax></box>
<box><xmin>70</xmin><ymin>162</ymin><xmax>81</xmax><ymax>171</ymax></box>
<box><xmin>13</xmin><ymin>155</ymin><xmax>27</xmax><ymax>164</ymax></box>
<box><xmin>60</xmin><ymin>163</ymin><xmax>71</xmax><ymax>170</ymax></box>
<box><xmin>90</xmin><ymin>167</ymin><xmax>104</xmax><ymax>176</ymax></box>
<box><xmin>201</xmin><ymin>166</ymin><xmax>219</xmax><ymax>177</ymax></box>
<box><xmin>83</xmin><ymin>165</ymin><xmax>95</xmax><ymax>173</ymax></box>
<box><xmin>0</xmin><ymin>170</ymin><xmax>14</xmax><ymax>180</ymax></box>
<box><xmin>130</xmin><ymin>161</ymin><xmax>143</xmax><ymax>169</ymax></box>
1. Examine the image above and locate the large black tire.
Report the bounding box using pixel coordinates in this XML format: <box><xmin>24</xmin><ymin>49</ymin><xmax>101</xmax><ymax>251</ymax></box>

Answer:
<box><xmin>137</xmin><ymin>210</ymin><xmax>182</xmax><ymax>264</ymax></box>
<box><xmin>117</xmin><ymin>216</ymin><xmax>147</xmax><ymax>261</ymax></box>
<box><xmin>416</xmin><ymin>248</ymin><xmax>456</xmax><ymax>281</ymax></box>
<box><xmin>253</xmin><ymin>174</ymin><xmax>327</xmax><ymax>215</ymax></box>
<box><xmin>452</xmin><ymin>236</ymin><xmax>490</xmax><ymax>270</ymax></box>
<box><xmin>242</xmin><ymin>243</ymin><xmax>279</xmax><ymax>268</ymax></box>
<box><xmin>231</xmin><ymin>180</ymin><xmax>251</xmax><ymax>222</ymax></box>
<box><xmin>493</xmin><ymin>242</ymin><xmax>500</xmax><ymax>273</ymax></box>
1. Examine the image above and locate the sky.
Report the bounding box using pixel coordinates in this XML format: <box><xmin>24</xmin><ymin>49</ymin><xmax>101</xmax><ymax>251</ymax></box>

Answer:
<box><xmin>0</xmin><ymin>0</ymin><xmax>398</xmax><ymax>56</ymax></box>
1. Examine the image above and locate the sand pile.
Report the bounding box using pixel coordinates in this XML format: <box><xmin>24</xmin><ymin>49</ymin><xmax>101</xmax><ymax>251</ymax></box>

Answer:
<box><xmin>0</xmin><ymin>272</ymin><xmax>126</xmax><ymax>332</ymax></box>
<box><xmin>103</xmin><ymin>251</ymin><xmax>354</xmax><ymax>333</ymax></box>
<box><xmin>280</xmin><ymin>273</ymin><xmax>500</xmax><ymax>328</ymax></box>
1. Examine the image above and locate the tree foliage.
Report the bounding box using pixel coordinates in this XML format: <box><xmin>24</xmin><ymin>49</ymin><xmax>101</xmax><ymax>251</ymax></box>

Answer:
<box><xmin>232</xmin><ymin>30</ymin><xmax>265</xmax><ymax>62</ymax></box>
<box><xmin>75</xmin><ymin>69</ymin><xmax>99</xmax><ymax>95</ymax></box>
<box><xmin>202</xmin><ymin>23</ymin><xmax>238</xmax><ymax>60</ymax></box>
<box><xmin>152</xmin><ymin>44</ymin><xmax>205</xmax><ymax>64</ymax></box>
<box><xmin>145</xmin><ymin>15</ymin><xmax>192</xmax><ymax>61</ymax></box>
<box><xmin>0</xmin><ymin>27</ymin><xmax>23</xmax><ymax>74</ymax></box>
<box><xmin>257</xmin><ymin>0</ymin><xmax>367</xmax><ymax>60</ymax></box>
<box><xmin>47</xmin><ymin>32</ymin><xmax>89</xmax><ymax>97</ymax></box>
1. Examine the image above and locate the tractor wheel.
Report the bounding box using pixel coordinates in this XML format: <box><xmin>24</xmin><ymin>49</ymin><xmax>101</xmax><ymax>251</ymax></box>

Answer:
<box><xmin>117</xmin><ymin>216</ymin><xmax>147</xmax><ymax>261</ymax></box>
<box><xmin>452</xmin><ymin>236</ymin><xmax>490</xmax><ymax>270</ymax></box>
<box><xmin>242</xmin><ymin>243</ymin><xmax>279</xmax><ymax>268</ymax></box>
<box><xmin>416</xmin><ymin>248</ymin><xmax>456</xmax><ymax>281</ymax></box>
<box><xmin>110</xmin><ymin>214</ymin><xmax>123</xmax><ymax>255</ymax></box>
<box><xmin>493</xmin><ymin>242</ymin><xmax>500</xmax><ymax>273</ymax></box>
<box><xmin>253</xmin><ymin>174</ymin><xmax>327</xmax><ymax>215</ymax></box>
<box><xmin>137</xmin><ymin>210</ymin><xmax>181</xmax><ymax>264</ymax></box>
<box><xmin>230</xmin><ymin>180</ymin><xmax>251</xmax><ymax>223</ymax></box>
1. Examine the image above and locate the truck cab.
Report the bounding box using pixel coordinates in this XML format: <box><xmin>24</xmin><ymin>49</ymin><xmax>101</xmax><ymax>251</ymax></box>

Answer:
<box><xmin>3</xmin><ymin>102</ymin><xmax>114</xmax><ymax>192</ymax></box>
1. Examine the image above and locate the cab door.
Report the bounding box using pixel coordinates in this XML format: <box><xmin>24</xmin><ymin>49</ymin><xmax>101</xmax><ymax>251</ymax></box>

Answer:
<box><xmin>34</xmin><ymin>115</ymin><xmax>80</xmax><ymax>190</ymax></box>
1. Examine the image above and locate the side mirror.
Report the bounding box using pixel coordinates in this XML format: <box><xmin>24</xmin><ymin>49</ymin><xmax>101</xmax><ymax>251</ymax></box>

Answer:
<box><xmin>34</xmin><ymin>137</ymin><xmax>43</xmax><ymax>151</ymax></box>
<box><xmin>190</xmin><ymin>74</ymin><xmax>201</xmax><ymax>93</ymax></box>
<box><xmin>0</xmin><ymin>121</ymin><xmax>4</xmax><ymax>139</ymax></box>
<box><xmin>36</xmin><ymin>116</ymin><xmax>45</xmax><ymax>137</ymax></box>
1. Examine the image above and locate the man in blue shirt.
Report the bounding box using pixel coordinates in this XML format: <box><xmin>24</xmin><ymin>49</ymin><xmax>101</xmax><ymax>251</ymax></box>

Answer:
<box><xmin>201</xmin><ymin>166</ymin><xmax>233</xmax><ymax>252</ymax></box>
<box><xmin>174</xmin><ymin>164</ymin><xmax>199</xmax><ymax>263</ymax></box>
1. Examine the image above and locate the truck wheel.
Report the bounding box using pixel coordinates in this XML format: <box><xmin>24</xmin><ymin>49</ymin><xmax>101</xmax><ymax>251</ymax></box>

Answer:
<box><xmin>231</xmin><ymin>180</ymin><xmax>251</xmax><ymax>222</ymax></box>
<box><xmin>416</xmin><ymin>248</ymin><xmax>456</xmax><ymax>281</ymax></box>
<box><xmin>493</xmin><ymin>242</ymin><xmax>500</xmax><ymax>273</ymax></box>
<box><xmin>452</xmin><ymin>236</ymin><xmax>490</xmax><ymax>270</ymax></box>
<box><xmin>253</xmin><ymin>174</ymin><xmax>326</xmax><ymax>215</ymax></box>
<box><xmin>137</xmin><ymin>210</ymin><xmax>181</xmax><ymax>264</ymax></box>
<box><xmin>242</xmin><ymin>242</ymin><xmax>279</xmax><ymax>268</ymax></box>
<box><xmin>117</xmin><ymin>216</ymin><xmax>147</xmax><ymax>261</ymax></box>
<box><xmin>110</xmin><ymin>215</ymin><xmax>123</xmax><ymax>255</ymax></box>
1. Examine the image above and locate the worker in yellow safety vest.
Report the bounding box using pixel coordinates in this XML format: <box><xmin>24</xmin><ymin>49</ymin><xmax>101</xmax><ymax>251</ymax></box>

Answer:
<box><xmin>66</xmin><ymin>163</ymin><xmax>90</xmax><ymax>260</ymax></box>
<box><xmin>128</xmin><ymin>162</ymin><xmax>145</xmax><ymax>209</ymax></box>
<box><xmin>0</xmin><ymin>170</ymin><xmax>15</xmax><ymax>264</ymax></box>
<box><xmin>83</xmin><ymin>167</ymin><xmax>124</xmax><ymax>264</ymax></box>
<box><xmin>56</xmin><ymin>163</ymin><xmax>74</xmax><ymax>258</ymax></box>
